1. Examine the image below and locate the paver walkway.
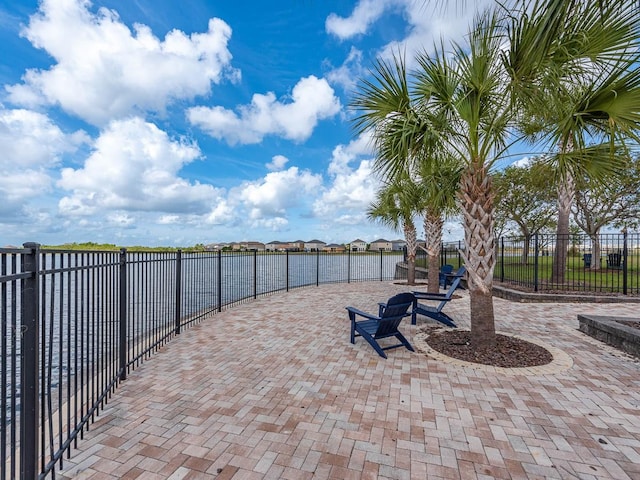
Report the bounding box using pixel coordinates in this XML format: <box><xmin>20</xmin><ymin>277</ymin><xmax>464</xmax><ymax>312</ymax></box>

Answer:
<box><xmin>59</xmin><ymin>282</ymin><xmax>640</xmax><ymax>479</ymax></box>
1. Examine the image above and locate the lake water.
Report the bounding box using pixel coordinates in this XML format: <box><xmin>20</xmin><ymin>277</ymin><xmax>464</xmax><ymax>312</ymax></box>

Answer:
<box><xmin>2</xmin><ymin>250</ymin><xmax>404</xmax><ymax>419</ymax></box>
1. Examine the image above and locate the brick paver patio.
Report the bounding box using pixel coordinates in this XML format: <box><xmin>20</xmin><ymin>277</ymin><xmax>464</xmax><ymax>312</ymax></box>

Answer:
<box><xmin>59</xmin><ymin>282</ymin><xmax>640</xmax><ymax>479</ymax></box>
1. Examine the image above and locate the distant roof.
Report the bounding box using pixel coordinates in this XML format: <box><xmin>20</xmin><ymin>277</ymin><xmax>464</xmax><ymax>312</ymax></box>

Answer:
<box><xmin>306</xmin><ymin>239</ymin><xmax>326</xmax><ymax>243</ymax></box>
<box><xmin>351</xmin><ymin>239</ymin><xmax>366</xmax><ymax>243</ymax></box>
<box><xmin>371</xmin><ymin>238</ymin><xmax>390</xmax><ymax>243</ymax></box>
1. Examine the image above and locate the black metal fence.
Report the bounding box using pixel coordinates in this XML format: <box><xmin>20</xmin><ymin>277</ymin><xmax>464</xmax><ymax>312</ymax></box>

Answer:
<box><xmin>1</xmin><ymin>245</ymin><xmax>402</xmax><ymax>480</ymax></box>
<box><xmin>412</xmin><ymin>233</ymin><xmax>638</xmax><ymax>295</ymax></box>
<box><xmin>495</xmin><ymin>232</ymin><xmax>639</xmax><ymax>294</ymax></box>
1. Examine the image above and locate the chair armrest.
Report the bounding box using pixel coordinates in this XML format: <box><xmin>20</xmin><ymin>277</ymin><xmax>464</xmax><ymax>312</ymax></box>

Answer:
<box><xmin>346</xmin><ymin>306</ymin><xmax>379</xmax><ymax>321</ymax></box>
<box><xmin>412</xmin><ymin>291</ymin><xmax>448</xmax><ymax>301</ymax></box>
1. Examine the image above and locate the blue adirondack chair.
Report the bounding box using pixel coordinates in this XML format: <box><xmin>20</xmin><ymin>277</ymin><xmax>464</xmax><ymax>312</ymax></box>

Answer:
<box><xmin>442</xmin><ymin>265</ymin><xmax>466</xmax><ymax>289</ymax></box>
<box><xmin>411</xmin><ymin>276</ymin><xmax>462</xmax><ymax>327</ymax></box>
<box><xmin>347</xmin><ymin>292</ymin><xmax>415</xmax><ymax>359</ymax></box>
<box><xmin>438</xmin><ymin>264</ymin><xmax>454</xmax><ymax>288</ymax></box>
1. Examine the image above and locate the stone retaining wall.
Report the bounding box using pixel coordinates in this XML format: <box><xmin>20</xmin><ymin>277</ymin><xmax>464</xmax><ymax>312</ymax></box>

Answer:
<box><xmin>578</xmin><ymin>314</ymin><xmax>640</xmax><ymax>358</ymax></box>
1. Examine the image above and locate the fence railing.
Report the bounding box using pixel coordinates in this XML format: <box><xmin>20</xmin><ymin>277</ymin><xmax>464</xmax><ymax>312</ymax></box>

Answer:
<box><xmin>495</xmin><ymin>232</ymin><xmax>639</xmax><ymax>295</ymax></box>
<box><xmin>411</xmin><ymin>233</ymin><xmax>638</xmax><ymax>295</ymax></box>
<box><xmin>1</xmin><ymin>245</ymin><xmax>402</xmax><ymax>480</ymax></box>
<box><xmin>3</xmin><ymin>233</ymin><xmax>637</xmax><ymax>478</ymax></box>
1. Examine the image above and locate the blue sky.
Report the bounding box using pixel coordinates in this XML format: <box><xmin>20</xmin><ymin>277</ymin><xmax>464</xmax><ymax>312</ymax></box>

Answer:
<box><xmin>0</xmin><ymin>0</ymin><xmax>500</xmax><ymax>247</ymax></box>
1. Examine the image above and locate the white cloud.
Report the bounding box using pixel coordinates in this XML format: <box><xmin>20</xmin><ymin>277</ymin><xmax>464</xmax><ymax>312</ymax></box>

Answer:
<box><xmin>252</xmin><ymin>217</ymin><xmax>289</xmax><ymax>231</ymax></box>
<box><xmin>327</xmin><ymin>131</ymin><xmax>374</xmax><ymax>176</ymax></box>
<box><xmin>0</xmin><ymin>106</ymin><xmax>87</xmax><ymax>218</ymax></box>
<box><xmin>6</xmin><ymin>0</ymin><xmax>239</xmax><ymax>125</ymax></box>
<box><xmin>204</xmin><ymin>200</ymin><xmax>235</xmax><ymax>225</ymax></box>
<box><xmin>187</xmin><ymin>75</ymin><xmax>341</xmax><ymax>145</ymax></box>
<box><xmin>325</xmin><ymin>47</ymin><xmax>364</xmax><ymax>93</ymax></box>
<box><xmin>57</xmin><ymin>117</ymin><xmax>223</xmax><ymax>215</ymax></box>
<box><xmin>0</xmin><ymin>170</ymin><xmax>52</xmax><ymax>212</ymax></box>
<box><xmin>107</xmin><ymin>212</ymin><xmax>135</xmax><ymax>226</ymax></box>
<box><xmin>314</xmin><ymin>133</ymin><xmax>379</xmax><ymax>219</ymax></box>
<box><xmin>0</xmin><ymin>106</ymin><xmax>87</xmax><ymax>169</ymax></box>
<box><xmin>266</xmin><ymin>155</ymin><xmax>288</xmax><ymax>171</ymax></box>
<box><xmin>512</xmin><ymin>156</ymin><xmax>532</xmax><ymax>168</ymax></box>
<box><xmin>325</xmin><ymin>0</ymin><xmax>389</xmax><ymax>40</ymax></box>
<box><xmin>327</xmin><ymin>0</ymin><xmax>495</xmax><ymax>64</ymax></box>
<box><xmin>314</xmin><ymin>159</ymin><xmax>379</xmax><ymax>217</ymax></box>
<box><xmin>232</xmin><ymin>166</ymin><xmax>322</xmax><ymax>220</ymax></box>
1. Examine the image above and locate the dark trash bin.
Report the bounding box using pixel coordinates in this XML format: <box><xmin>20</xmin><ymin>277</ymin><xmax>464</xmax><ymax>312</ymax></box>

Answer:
<box><xmin>583</xmin><ymin>253</ymin><xmax>592</xmax><ymax>268</ymax></box>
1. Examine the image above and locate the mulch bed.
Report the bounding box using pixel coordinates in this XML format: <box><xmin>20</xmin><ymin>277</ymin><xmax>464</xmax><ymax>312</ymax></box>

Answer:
<box><xmin>424</xmin><ymin>328</ymin><xmax>553</xmax><ymax>368</ymax></box>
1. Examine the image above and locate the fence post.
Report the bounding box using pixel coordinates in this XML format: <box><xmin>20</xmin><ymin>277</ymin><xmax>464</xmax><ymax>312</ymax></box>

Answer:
<box><xmin>500</xmin><ymin>237</ymin><xmax>505</xmax><ymax>282</ymax></box>
<box><xmin>316</xmin><ymin>249</ymin><xmax>319</xmax><ymax>287</ymax></box>
<box><xmin>623</xmin><ymin>229</ymin><xmax>628</xmax><ymax>295</ymax></box>
<box><xmin>380</xmin><ymin>249</ymin><xmax>383</xmax><ymax>281</ymax></box>
<box><xmin>217</xmin><ymin>250</ymin><xmax>222</xmax><ymax>313</ymax></box>
<box><xmin>286</xmin><ymin>251</ymin><xmax>290</xmax><ymax>292</ymax></box>
<box><xmin>347</xmin><ymin>248</ymin><xmax>351</xmax><ymax>283</ymax></box>
<box><xmin>253</xmin><ymin>250</ymin><xmax>257</xmax><ymax>299</ymax></box>
<box><xmin>533</xmin><ymin>234</ymin><xmax>539</xmax><ymax>292</ymax></box>
<box><xmin>175</xmin><ymin>250</ymin><xmax>182</xmax><ymax>335</ymax></box>
<box><xmin>119</xmin><ymin>248</ymin><xmax>127</xmax><ymax>381</ymax></box>
<box><xmin>20</xmin><ymin>242</ymin><xmax>40</xmax><ymax>480</ymax></box>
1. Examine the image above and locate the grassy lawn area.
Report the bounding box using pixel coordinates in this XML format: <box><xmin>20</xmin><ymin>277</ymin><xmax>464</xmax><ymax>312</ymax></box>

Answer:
<box><xmin>415</xmin><ymin>253</ymin><xmax>638</xmax><ymax>293</ymax></box>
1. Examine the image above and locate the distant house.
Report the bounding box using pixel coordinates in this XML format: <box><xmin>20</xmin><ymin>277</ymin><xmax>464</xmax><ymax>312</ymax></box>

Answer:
<box><xmin>265</xmin><ymin>241</ymin><xmax>286</xmax><ymax>252</ymax></box>
<box><xmin>238</xmin><ymin>241</ymin><xmax>265</xmax><ymax>251</ymax></box>
<box><xmin>265</xmin><ymin>241</ymin><xmax>302</xmax><ymax>252</ymax></box>
<box><xmin>323</xmin><ymin>243</ymin><xmax>346</xmax><ymax>253</ymax></box>
<box><xmin>391</xmin><ymin>239</ymin><xmax>407</xmax><ymax>251</ymax></box>
<box><xmin>290</xmin><ymin>240</ymin><xmax>305</xmax><ymax>252</ymax></box>
<box><xmin>304</xmin><ymin>239</ymin><xmax>326</xmax><ymax>252</ymax></box>
<box><xmin>370</xmin><ymin>239</ymin><xmax>392</xmax><ymax>251</ymax></box>
<box><xmin>350</xmin><ymin>239</ymin><xmax>367</xmax><ymax>252</ymax></box>
<box><xmin>205</xmin><ymin>243</ymin><xmax>229</xmax><ymax>251</ymax></box>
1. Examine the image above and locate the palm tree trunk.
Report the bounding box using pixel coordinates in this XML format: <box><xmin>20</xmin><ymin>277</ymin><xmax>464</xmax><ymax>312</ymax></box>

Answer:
<box><xmin>423</xmin><ymin>210</ymin><xmax>444</xmax><ymax>294</ymax></box>
<box><xmin>551</xmin><ymin>172</ymin><xmax>574</xmax><ymax>284</ymax></box>
<box><xmin>404</xmin><ymin>222</ymin><xmax>417</xmax><ymax>285</ymax></box>
<box><xmin>458</xmin><ymin>162</ymin><xmax>496</xmax><ymax>349</ymax></box>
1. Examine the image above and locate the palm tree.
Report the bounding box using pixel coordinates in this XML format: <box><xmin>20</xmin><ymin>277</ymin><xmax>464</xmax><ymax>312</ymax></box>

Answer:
<box><xmin>352</xmin><ymin>53</ymin><xmax>462</xmax><ymax>294</ymax></box>
<box><xmin>355</xmin><ymin>0</ymin><xmax>639</xmax><ymax>350</ymax></box>
<box><xmin>504</xmin><ymin>0</ymin><xmax>640</xmax><ymax>283</ymax></box>
<box><xmin>367</xmin><ymin>177</ymin><xmax>421</xmax><ymax>284</ymax></box>
<box><xmin>418</xmin><ymin>158</ymin><xmax>461</xmax><ymax>293</ymax></box>
<box><xmin>354</xmin><ymin>11</ymin><xmax>515</xmax><ymax>348</ymax></box>
<box><xmin>411</xmin><ymin>11</ymin><xmax>516</xmax><ymax>348</ymax></box>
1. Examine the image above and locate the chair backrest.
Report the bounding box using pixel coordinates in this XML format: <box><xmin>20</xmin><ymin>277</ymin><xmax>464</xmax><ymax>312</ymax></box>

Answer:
<box><xmin>440</xmin><ymin>264</ymin><xmax>454</xmax><ymax>275</ymax></box>
<box><xmin>377</xmin><ymin>293</ymin><xmax>414</xmax><ymax>336</ymax></box>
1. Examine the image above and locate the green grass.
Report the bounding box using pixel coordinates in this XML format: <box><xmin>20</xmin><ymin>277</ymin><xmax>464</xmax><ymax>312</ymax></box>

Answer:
<box><xmin>415</xmin><ymin>253</ymin><xmax>638</xmax><ymax>292</ymax></box>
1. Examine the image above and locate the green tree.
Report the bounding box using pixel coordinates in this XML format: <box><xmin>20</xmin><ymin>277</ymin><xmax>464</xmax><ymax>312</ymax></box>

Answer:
<box><xmin>572</xmin><ymin>154</ymin><xmax>640</xmax><ymax>268</ymax></box>
<box><xmin>354</xmin><ymin>10</ymin><xmax>516</xmax><ymax>348</ymax></box>
<box><xmin>368</xmin><ymin>176</ymin><xmax>421</xmax><ymax>285</ymax></box>
<box><xmin>493</xmin><ymin>159</ymin><xmax>556</xmax><ymax>264</ymax></box>
<box><xmin>418</xmin><ymin>158</ymin><xmax>461</xmax><ymax>293</ymax></box>
<box><xmin>504</xmin><ymin>0</ymin><xmax>640</xmax><ymax>283</ymax></box>
<box><xmin>351</xmin><ymin>53</ymin><xmax>462</xmax><ymax>295</ymax></box>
